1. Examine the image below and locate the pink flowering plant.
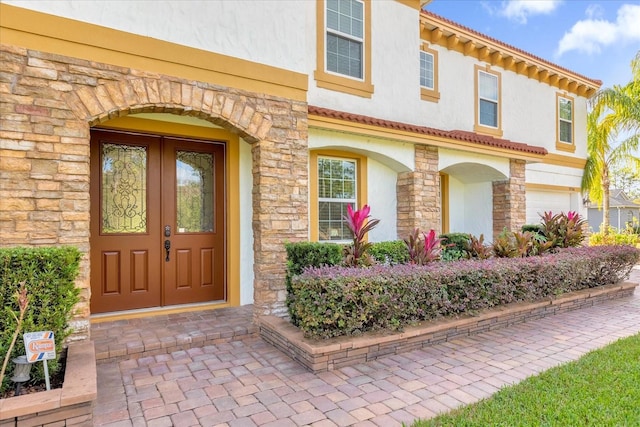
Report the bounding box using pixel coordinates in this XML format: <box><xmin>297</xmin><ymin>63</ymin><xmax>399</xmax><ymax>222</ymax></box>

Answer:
<box><xmin>343</xmin><ymin>204</ymin><xmax>380</xmax><ymax>267</ymax></box>
<box><xmin>404</xmin><ymin>228</ymin><xmax>443</xmax><ymax>265</ymax></box>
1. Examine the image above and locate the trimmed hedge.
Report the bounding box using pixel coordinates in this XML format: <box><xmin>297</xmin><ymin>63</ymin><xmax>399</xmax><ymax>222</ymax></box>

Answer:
<box><xmin>285</xmin><ymin>242</ymin><xmax>342</xmax><ymax>326</ymax></box>
<box><xmin>369</xmin><ymin>240</ymin><xmax>409</xmax><ymax>265</ymax></box>
<box><xmin>0</xmin><ymin>246</ymin><xmax>81</xmax><ymax>393</ymax></box>
<box><xmin>289</xmin><ymin>245</ymin><xmax>639</xmax><ymax>339</ymax></box>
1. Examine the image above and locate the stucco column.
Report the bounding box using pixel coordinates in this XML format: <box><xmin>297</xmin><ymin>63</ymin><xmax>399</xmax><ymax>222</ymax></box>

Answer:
<box><xmin>492</xmin><ymin>159</ymin><xmax>526</xmax><ymax>238</ymax></box>
<box><xmin>396</xmin><ymin>144</ymin><xmax>441</xmax><ymax>238</ymax></box>
<box><xmin>251</xmin><ymin>102</ymin><xmax>309</xmax><ymax>318</ymax></box>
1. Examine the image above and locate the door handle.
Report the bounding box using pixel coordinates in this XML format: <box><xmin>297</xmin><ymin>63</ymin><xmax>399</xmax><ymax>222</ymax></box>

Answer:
<box><xmin>164</xmin><ymin>239</ymin><xmax>171</xmax><ymax>262</ymax></box>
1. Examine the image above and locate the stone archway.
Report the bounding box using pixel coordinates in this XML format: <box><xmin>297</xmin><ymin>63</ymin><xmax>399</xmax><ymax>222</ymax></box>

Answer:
<box><xmin>0</xmin><ymin>43</ymin><xmax>309</xmax><ymax>337</ymax></box>
<box><xmin>67</xmin><ymin>77</ymin><xmax>310</xmax><ymax>319</ymax></box>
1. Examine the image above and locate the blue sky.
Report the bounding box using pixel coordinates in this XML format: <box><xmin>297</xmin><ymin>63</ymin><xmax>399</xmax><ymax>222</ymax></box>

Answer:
<box><xmin>425</xmin><ymin>0</ymin><xmax>640</xmax><ymax>88</ymax></box>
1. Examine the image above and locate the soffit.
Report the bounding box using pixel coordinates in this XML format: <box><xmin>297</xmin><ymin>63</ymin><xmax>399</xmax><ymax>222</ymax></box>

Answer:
<box><xmin>420</xmin><ymin>10</ymin><xmax>602</xmax><ymax>98</ymax></box>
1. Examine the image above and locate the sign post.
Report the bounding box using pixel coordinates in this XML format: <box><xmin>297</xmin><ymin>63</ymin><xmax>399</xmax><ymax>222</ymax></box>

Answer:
<box><xmin>24</xmin><ymin>331</ymin><xmax>56</xmax><ymax>391</ymax></box>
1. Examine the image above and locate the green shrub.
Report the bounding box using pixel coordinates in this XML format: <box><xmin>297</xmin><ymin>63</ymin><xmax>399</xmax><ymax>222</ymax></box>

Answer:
<box><xmin>440</xmin><ymin>233</ymin><xmax>471</xmax><ymax>261</ymax></box>
<box><xmin>369</xmin><ymin>240</ymin><xmax>409</xmax><ymax>265</ymax></box>
<box><xmin>590</xmin><ymin>226</ymin><xmax>640</xmax><ymax>246</ymax></box>
<box><xmin>521</xmin><ymin>224</ymin><xmax>544</xmax><ymax>235</ymax></box>
<box><xmin>0</xmin><ymin>246</ymin><xmax>81</xmax><ymax>393</ymax></box>
<box><xmin>289</xmin><ymin>245</ymin><xmax>639</xmax><ymax>339</ymax></box>
<box><xmin>284</xmin><ymin>242</ymin><xmax>342</xmax><ymax>325</ymax></box>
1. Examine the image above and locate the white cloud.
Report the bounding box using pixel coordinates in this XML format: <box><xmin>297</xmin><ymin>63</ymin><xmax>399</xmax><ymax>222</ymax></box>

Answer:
<box><xmin>585</xmin><ymin>4</ymin><xmax>604</xmax><ymax>19</ymax></box>
<box><xmin>556</xmin><ymin>4</ymin><xmax>640</xmax><ymax>57</ymax></box>
<box><xmin>499</xmin><ymin>0</ymin><xmax>562</xmax><ymax>24</ymax></box>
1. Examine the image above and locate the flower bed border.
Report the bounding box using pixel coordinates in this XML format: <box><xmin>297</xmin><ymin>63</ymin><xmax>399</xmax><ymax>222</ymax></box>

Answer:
<box><xmin>260</xmin><ymin>282</ymin><xmax>637</xmax><ymax>373</ymax></box>
<box><xmin>0</xmin><ymin>341</ymin><xmax>96</xmax><ymax>426</ymax></box>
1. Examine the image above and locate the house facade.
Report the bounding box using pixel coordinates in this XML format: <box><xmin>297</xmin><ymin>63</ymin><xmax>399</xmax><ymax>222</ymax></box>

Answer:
<box><xmin>0</xmin><ymin>1</ymin><xmax>600</xmax><ymax>337</ymax></box>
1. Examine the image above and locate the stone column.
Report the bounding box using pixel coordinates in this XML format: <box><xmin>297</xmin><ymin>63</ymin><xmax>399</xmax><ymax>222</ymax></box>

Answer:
<box><xmin>492</xmin><ymin>159</ymin><xmax>526</xmax><ymax>238</ymax></box>
<box><xmin>251</xmin><ymin>101</ymin><xmax>309</xmax><ymax>318</ymax></box>
<box><xmin>396</xmin><ymin>144</ymin><xmax>440</xmax><ymax>239</ymax></box>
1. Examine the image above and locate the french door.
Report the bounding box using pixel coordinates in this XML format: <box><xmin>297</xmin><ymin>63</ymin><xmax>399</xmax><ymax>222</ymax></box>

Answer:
<box><xmin>90</xmin><ymin>129</ymin><xmax>225</xmax><ymax>314</ymax></box>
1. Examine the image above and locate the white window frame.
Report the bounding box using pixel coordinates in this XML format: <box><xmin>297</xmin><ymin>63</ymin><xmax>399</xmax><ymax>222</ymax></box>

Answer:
<box><xmin>558</xmin><ymin>96</ymin><xmax>573</xmax><ymax>144</ymax></box>
<box><xmin>420</xmin><ymin>50</ymin><xmax>435</xmax><ymax>91</ymax></box>
<box><xmin>325</xmin><ymin>0</ymin><xmax>365</xmax><ymax>81</ymax></box>
<box><xmin>478</xmin><ymin>70</ymin><xmax>499</xmax><ymax>129</ymax></box>
<box><xmin>317</xmin><ymin>156</ymin><xmax>358</xmax><ymax>242</ymax></box>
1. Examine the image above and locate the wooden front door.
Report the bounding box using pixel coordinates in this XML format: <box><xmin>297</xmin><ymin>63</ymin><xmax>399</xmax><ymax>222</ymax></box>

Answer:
<box><xmin>90</xmin><ymin>129</ymin><xmax>226</xmax><ymax>314</ymax></box>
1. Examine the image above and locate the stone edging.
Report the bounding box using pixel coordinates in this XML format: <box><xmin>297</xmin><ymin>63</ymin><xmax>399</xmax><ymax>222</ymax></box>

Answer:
<box><xmin>259</xmin><ymin>282</ymin><xmax>638</xmax><ymax>373</ymax></box>
<box><xmin>0</xmin><ymin>341</ymin><xmax>96</xmax><ymax>426</ymax></box>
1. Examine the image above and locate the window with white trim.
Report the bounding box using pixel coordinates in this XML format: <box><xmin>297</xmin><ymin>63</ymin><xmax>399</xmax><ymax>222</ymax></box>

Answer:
<box><xmin>420</xmin><ymin>50</ymin><xmax>434</xmax><ymax>90</ymax></box>
<box><xmin>478</xmin><ymin>71</ymin><xmax>499</xmax><ymax>128</ymax></box>
<box><xmin>326</xmin><ymin>0</ymin><xmax>364</xmax><ymax>79</ymax></box>
<box><xmin>558</xmin><ymin>96</ymin><xmax>573</xmax><ymax>144</ymax></box>
<box><xmin>318</xmin><ymin>156</ymin><xmax>357</xmax><ymax>241</ymax></box>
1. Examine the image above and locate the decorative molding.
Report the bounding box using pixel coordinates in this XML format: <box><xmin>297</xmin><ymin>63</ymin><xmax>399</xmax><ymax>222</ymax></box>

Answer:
<box><xmin>420</xmin><ymin>11</ymin><xmax>601</xmax><ymax>98</ymax></box>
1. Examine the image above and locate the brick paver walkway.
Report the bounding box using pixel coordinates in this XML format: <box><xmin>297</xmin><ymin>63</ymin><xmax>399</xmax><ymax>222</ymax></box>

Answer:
<box><xmin>93</xmin><ymin>267</ymin><xmax>640</xmax><ymax>426</ymax></box>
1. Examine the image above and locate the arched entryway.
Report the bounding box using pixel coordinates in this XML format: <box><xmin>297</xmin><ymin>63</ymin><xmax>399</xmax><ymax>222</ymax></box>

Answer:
<box><xmin>64</xmin><ymin>75</ymin><xmax>309</xmax><ymax>318</ymax></box>
<box><xmin>440</xmin><ymin>162</ymin><xmax>508</xmax><ymax>238</ymax></box>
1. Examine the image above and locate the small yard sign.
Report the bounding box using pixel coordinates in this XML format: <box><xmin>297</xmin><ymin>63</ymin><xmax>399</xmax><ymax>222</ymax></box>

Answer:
<box><xmin>24</xmin><ymin>331</ymin><xmax>56</xmax><ymax>362</ymax></box>
<box><xmin>23</xmin><ymin>331</ymin><xmax>56</xmax><ymax>390</ymax></box>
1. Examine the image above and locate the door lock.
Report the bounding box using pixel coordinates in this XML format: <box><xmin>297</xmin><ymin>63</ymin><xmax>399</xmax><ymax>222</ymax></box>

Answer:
<box><xmin>164</xmin><ymin>225</ymin><xmax>171</xmax><ymax>237</ymax></box>
<box><xmin>164</xmin><ymin>239</ymin><xmax>171</xmax><ymax>262</ymax></box>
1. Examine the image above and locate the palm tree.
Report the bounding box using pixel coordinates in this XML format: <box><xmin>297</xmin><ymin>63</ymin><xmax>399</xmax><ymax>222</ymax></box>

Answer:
<box><xmin>582</xmin><ymin>51</ymin><xmax>640</xmax><ymax>233</ymax></box>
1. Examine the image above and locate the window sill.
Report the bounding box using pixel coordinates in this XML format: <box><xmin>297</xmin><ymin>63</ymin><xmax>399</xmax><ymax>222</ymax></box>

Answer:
<box><xmin>314</xmin><ymin>69</ymin><xmax>374</xmax><ymax>98</ymax></box>
<box><xmin>420</xmin><ymin>87</ymin><xmax>440</xmax><ymax>102</ymax></box>
<box><xmin>473</xmin><ymin>124</ymin><xmax>504</xmax><ymax>138</ymax></box>
<box><xmin>555</xmin><ymin>141</ymin><xmax>576</xmax><ymax>153</ymax></box>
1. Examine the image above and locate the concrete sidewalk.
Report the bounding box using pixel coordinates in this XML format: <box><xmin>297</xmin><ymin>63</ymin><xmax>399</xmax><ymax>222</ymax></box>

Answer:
<box><xmin>94</xmin><ymin>266</ymin><xmax>640</xmax><ymax>427</ymax></box>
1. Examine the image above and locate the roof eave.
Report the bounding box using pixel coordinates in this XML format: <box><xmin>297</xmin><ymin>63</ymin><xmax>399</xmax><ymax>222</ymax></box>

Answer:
<box><xmin>420</xmin><ymin>11</ymin><xmax>602</xmax><ymax>98</ymax></box>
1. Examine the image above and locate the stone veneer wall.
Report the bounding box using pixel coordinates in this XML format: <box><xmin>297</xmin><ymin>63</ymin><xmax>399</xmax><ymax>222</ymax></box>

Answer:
<box><xmin>0</xmin><ymin>43</ymin><xmax>309</xmax><ymax>334</ymax></box>
<box><xmin>396</xmin><ymin>144</ymin><xmax>440</xmax><ymax>238</ymax></box>
<box><xmin>492</xmin><ymin>159</ymin><xmax>526</xmax><ymax>238</ymax></box>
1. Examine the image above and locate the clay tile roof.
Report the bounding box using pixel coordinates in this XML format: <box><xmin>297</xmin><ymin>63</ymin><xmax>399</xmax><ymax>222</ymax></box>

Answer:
<box><xmin>421</xmin><ymin>10</ymin><xmax>602</xmax><ymax>87</ymax></box>
<box><xmin>308</xmin><ymin>105</ymin><xmax>548</xmax><ymax>156</ymax></box>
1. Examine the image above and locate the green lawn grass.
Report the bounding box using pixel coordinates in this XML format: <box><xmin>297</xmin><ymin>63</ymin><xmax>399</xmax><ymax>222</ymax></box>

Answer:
<box><xmin>411</xmin><ymin>332</ymin><xmax>640</xmax><ymax>427</ymax></box>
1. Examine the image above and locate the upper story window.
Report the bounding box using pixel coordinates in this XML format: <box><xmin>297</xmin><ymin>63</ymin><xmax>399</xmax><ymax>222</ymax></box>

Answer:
<box><xmin>314</xmin><ymin>0</ymin><xmax>374</xmax><ymax>98</ymax></box>
<box><xmin>326</xmin><ymin>0</ymin><xmax>364</xmax><ymax>79</ymax></box>
<box><xmin>479</xmin><ymin>72</ymin><xmax>498</xmax><ymax>126</ymax></box>
<box><xmin>474</xmin><ymin>65</ymin><xmax>503</xmax><ymax>137</ymax></box>
<box><xmin>420</xmin><ymin>44</ymin><xmax>440</xmax><ymax>102</ymax></box>
<box><xmin>556</xmin><ymin>93</ymin><xmax>575</xmax><ymax>152</ymax></box>
<box><xmin>420</xmin><ymin>51</ymin><xmax>434</xmax><ymax>89</ymax></box>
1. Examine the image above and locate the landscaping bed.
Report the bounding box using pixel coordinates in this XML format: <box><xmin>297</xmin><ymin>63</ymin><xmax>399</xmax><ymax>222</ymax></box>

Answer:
<box><xmin>261</xmin><ymin>281</ymin><xmax>638</xmax><ymax>372</ymax></box>
<box><xmin>0</xmin><ymin>341</ymin><xmax>96</xmax><ymax>427</ymax></box>
<box><xmin>288</xmin><ymin>245</ymin><xmax>639</xmax><ymax>339</ymax></box>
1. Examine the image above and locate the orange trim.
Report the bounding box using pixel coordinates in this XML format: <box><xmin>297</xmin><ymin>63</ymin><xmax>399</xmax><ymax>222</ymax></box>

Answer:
<box><xmin>314</xmin><ymin>0</ymin><xmax>374</xmax><ymax>98</ymax></box>
<box><xmin>474</xmin><ymin>64</ymin><xmax>503</xmax><ymax>138</ymax></box>
<box><xmin>309</xmin><ymin>150</ymin><xmax>368</xmax><ymax>242</ymax></box>
<box><xmin>420</xmin><ymin>10</ymin><xmax>601</xmax><ymax>97</ymax></box>
<box><xmin>420</xmin><ymin>43</ymin><xmax>440</xmax><ymax>102</ymax></box>
<box><xmin>440</xmin><ymin>173</ymin><xmax>449</xmax><ymax>233</ymax></box>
